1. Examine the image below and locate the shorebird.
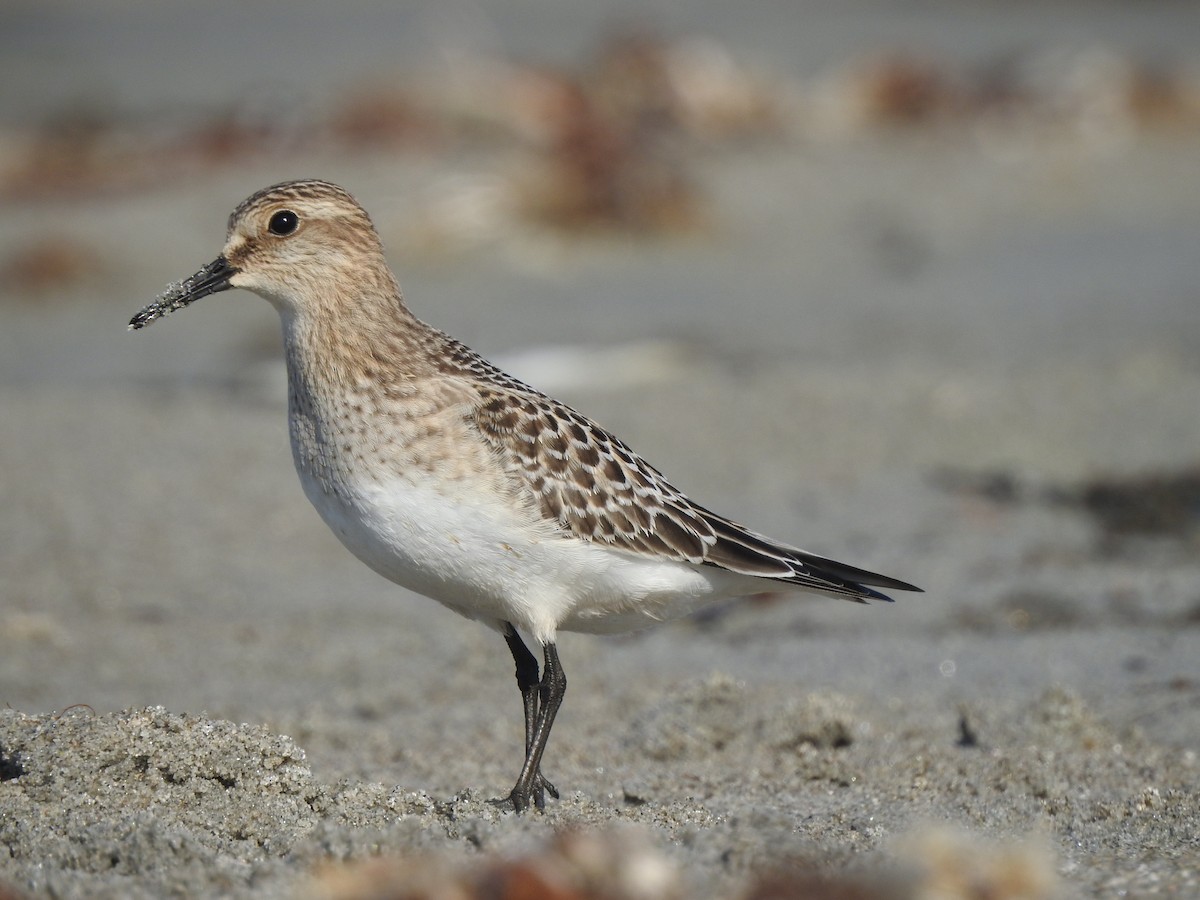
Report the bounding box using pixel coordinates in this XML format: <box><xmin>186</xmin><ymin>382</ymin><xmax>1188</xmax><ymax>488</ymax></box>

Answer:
<box><xmin>130</xmin><ymin>179</ymin><xmax>920</xmax><ymax>812</ymax></box>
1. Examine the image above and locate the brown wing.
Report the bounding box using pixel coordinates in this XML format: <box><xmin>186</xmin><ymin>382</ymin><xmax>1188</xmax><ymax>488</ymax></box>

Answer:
<box><xmin>469</xmin><ymin>384</ymin><xmax>920</xmax><ymax>603</ymax></box>
<box><xmin>472</xmin><ymin>386</ymin><xmax>715</xmax><ymax>560</ymax></box>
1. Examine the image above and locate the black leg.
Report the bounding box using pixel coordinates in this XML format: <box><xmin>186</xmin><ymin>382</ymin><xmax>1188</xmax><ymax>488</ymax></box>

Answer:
<box><xmin>508</xmin><ymin>641</ymin><xmax>566</xmax><ymax>812</ymax></box>
<box><xmin>499</xmin><ymin>625</ymin><xmax>565</xmax><ymax>812</ymax></box>
<box><xmin>503</xmin><ymin>623</ymin><xmax>540</xmax><ymax>755</ymax></box>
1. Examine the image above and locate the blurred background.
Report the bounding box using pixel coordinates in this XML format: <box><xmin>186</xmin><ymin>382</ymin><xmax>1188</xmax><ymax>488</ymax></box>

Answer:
<box><xmin>3</xmin><ymin>0</ymin><xmax>1199</xmax><ymax>720</ymax></box>
<box><xmin>1</xmin><ymin>2</ymin><xmax>1199</xmax><ymax>895</ymax></box>
<box><xmin>4</xmin><ymin>0</ymin><xmax>1200</xmax><ymax>713</ymax></box>
<box><xmin>4</xmin><ymin>0</ymin><xmax>1199</xmax><ymax>375</ymax></box>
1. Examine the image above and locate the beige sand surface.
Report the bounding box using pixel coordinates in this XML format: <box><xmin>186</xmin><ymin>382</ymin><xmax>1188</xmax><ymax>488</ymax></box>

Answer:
<box><xmin>2</xmin><ymin>4</ymin><xmax>1199</xmax><ymax>897</ymax></box>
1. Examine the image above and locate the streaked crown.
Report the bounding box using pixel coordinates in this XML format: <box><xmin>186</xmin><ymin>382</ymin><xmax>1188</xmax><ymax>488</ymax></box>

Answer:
<box><xmin>223</xmin><ymin>179</ymin><xmax>399</xmax><ymax>318</ymax></box>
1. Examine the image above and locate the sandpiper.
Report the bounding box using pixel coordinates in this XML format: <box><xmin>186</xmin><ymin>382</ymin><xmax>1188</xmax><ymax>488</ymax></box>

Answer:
<box><xmin>130</xmin><ymin>179</ymin><xmax>920</xmax><ymax>812</ymax></box>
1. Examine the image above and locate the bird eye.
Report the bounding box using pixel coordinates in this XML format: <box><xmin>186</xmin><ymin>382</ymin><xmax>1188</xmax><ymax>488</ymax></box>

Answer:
<box><xmin>268</xmin><ymin>210</ymin><xmax>299</xmax><ymax>236</ymax></box>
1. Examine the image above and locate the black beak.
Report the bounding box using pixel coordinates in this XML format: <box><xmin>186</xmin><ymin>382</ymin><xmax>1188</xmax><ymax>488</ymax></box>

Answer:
<box><xmin>128</xmin><ymin>256</ymin><xmax>237</xmax><ymax>330</ymax></box>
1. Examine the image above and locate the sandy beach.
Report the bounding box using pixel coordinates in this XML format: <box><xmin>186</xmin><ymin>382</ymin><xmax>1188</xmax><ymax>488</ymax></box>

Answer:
<box><xmin>1</xmin><ymin>2</ymin><xmax>1198</xmax><ymax>897</ymax></box>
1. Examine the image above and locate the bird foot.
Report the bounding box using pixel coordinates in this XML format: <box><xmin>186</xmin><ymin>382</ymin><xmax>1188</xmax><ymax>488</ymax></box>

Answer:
<box><xmin>490</xmin><ymin>771</ymin><xmax>559</xmax><ymax>813</ymax></box>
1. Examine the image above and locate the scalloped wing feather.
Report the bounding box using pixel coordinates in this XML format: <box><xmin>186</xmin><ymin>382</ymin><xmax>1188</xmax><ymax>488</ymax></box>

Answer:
<box><xmin>468</xmin><ymin>382</ymin><xmax>919</xmax><ymax>603</ymax></box>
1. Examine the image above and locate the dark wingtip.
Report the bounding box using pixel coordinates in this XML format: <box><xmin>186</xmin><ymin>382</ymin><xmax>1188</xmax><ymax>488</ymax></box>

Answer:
<box><xmin>857</xmin><ymin>578</ymin><xmax>923</xmax><ymax>603</ymax></box>
<box><xmin>854</xmin><ymin>572</ymin><xmax>923</xmax><ymax>594</ymax></box>
<box><xmin>859</xmin><ymin>585</ymin><xmax>896</xmax><ymax>603</ymax></box>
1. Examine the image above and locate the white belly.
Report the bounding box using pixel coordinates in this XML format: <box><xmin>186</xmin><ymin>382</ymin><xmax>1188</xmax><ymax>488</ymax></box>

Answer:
<box><xmin>297</xmin><ymin>467</ymin><xmax>741</xmax><ymax>645</ymax></box>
